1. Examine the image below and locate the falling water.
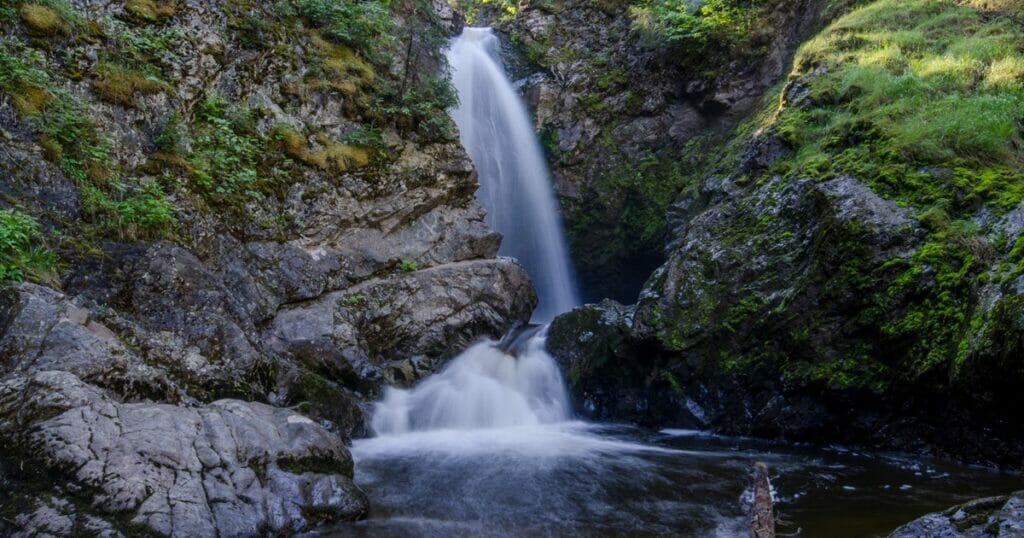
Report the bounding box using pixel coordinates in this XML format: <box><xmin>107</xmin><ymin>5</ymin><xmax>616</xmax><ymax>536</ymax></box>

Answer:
<box><xmin>370</xmin><ymin>27</ymin><xmax>579</xmax><ymax>436</ymax></box>
<box><xmin>371</xmin><ymin>328</ymin><xmax>570</xmax><ymax>435</ymax></box>
<box><xmin>446</xmin><ymin>26</ymin><xmax>579</xmax><ymax>322</ymax></box>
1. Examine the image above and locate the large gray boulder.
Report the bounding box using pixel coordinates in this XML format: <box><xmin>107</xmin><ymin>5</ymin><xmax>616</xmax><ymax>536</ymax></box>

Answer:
<box><xmin>0</xmin><ymin>371</ymin><xmax>368</xmax><ymax>536</ymax></box>
<box><xmin>268</xmin><ymin>258</ymin><xmax>536</xmax><ymax>391</ymax></box>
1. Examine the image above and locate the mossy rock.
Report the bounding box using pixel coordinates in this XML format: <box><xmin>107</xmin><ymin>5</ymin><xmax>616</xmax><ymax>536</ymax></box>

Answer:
<box><xmin>91</xmin><ymin>63</ymin><xmax>170</xmax><ymax>106</ymax></box>
<box><xmin>275</xmin><ymin>127</ymin><xmax>370</xmax><ymax>173</ymax></box>
<box><xmin>307</xmin><ymin>34</ymin><xmax>376</xmax><ymax>97</ymax></box>
<box><xmin>10</xmin><ymin>85</ymin><xmax>53</xmax><ymax>115</ymax></box>
<box><xmin>125</xmin><ymin>0</ymin><xmax>177</xmax><ymax>22</ymax></box>
<box><xmin>19</xmin><ymin>5</ymin><xmax>65</xmax><ymax>36</ymax></box>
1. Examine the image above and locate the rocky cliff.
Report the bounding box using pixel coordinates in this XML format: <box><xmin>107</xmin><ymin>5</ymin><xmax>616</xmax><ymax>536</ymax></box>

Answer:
<box><xmin>547</xmin><ymin>0</ymin><xmax>1024</xmax><ymax>467</ymax></box>
<box><xmin>0</xmin><ymin>0</ymin><xmax>535</xmax><ymax>534</ymax></box>
<box><xmin>500</xmin><ymin>0</ymin><xmax>833</xmax><ymax>301</ymax></box>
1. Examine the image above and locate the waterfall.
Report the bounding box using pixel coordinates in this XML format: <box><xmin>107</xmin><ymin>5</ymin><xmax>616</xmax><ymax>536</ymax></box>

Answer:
<box><xmin>371</xmin><ymin>329</ymin><xmax>570</xmax><ymax>434</ymax></box>
<box><xmin>446</xmin><ymin>26</ymin><xmax>579</xmax><ymax>322</ymax></box>
<box><xmin>370</xmin><ymin>27</ymin><xmax>579</xmax><ymax>435</ymax></box>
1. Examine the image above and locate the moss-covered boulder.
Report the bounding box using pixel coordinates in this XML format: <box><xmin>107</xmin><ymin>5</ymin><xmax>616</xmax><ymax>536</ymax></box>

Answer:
<box><xmin>548</xmin><ymin>0</ymin><xmax>1024</xmax><ymax>466</ymax></box>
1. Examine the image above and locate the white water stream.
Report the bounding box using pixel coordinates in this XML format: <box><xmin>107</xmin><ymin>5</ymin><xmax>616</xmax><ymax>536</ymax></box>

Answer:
<box><xmin>447</xmin><ymin>26</ymin><xmax>579</xmax><ymax>323</ymax></box>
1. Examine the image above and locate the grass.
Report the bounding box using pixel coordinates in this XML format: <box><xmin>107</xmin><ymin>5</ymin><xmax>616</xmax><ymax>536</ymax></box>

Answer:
<box><xmin>758</xmin><ymin>0</ymin><xmax>1024</xmax><ymax>383</ymax></box>
<box><xmin>274</xmin><ymin>125</ymin><xmax>371</xmax><ymax>173</ymax></box>
<box><xmin>305</xmin><ymin>33</ymin><xmax>375</xmax><ymax>96</ymax></box>
<box><xmin>19</xmin><ymin>4</ymin><xmax>64</xmax><ymax>35</ymax></box>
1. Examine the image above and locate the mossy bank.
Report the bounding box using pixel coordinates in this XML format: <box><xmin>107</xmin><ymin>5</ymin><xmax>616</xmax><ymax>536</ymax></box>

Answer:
<box><xmin>547</xmin><ymin>0</ymin><xmax>1024</xmax><ymax>467</ymax></box>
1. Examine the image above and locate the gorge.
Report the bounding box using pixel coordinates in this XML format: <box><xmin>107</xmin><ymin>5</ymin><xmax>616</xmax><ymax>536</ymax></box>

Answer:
<box><xmin>0</xmin><ymin>0</ymin><xmax>1023</xmax><ymax>536</ymax></box>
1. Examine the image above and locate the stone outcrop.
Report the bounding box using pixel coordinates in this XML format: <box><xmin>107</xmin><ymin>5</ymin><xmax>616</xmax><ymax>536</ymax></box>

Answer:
<box><xmin>0</xmin><ymin>371</ymin><xmax>368</xmax><ymax>536</ymax></box>
<box><xmin>0</xmin><ymin>0</ymin><xmax>536</xmax><ymax>534</ymax></box>
<box><xmin>544</xmin><ymin>0</ymin><xmax>1024</xmax><ymax>467</ymax></box>
<box><xmin>501</xmin><ymin>0</ymin><xmax>831</xmax><ymax>301</ymax></box>
<box><xmin>890</xmin><ymin>492</ymin><xmax>1024</xmax><ymax>538</ymax></box>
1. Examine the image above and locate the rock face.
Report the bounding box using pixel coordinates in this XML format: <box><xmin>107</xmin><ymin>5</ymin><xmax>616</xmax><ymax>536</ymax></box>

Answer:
<box><xmin>890</xmin><ymin>491</ymin><xmax>1024</xmax><ymax>538</ymax></box>
<box><xmin>0</xmin><ymin>371</ymin><xmax>368</xmax><ymax>536</ymax></box>
<box><xmin>0</xmin><ymin>0</ymin><xmax>536</xmax><ymax>534</ymax></box>
<box><xmin>500</xmin><ymin>0</ymin><xmax>831</xmax><ymax>301</ymax></box>
<box><xmin>546</xmin><ymin>0</ymin><xmax>1024</xmax><ymax>467</ymax></box>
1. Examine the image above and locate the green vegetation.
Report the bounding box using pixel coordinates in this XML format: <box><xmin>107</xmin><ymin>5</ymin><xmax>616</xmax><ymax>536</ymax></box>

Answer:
<box><xmin>568</xmin><ymin>150</ymin><xmax>692</xmax><ymax>272</ymax></box>
<box><xmin>656</xmin><ymin>0</ymin><xmax>1024</xmax><ymax>392</ymax></box>
<box><xmin>293</xmin><ymin>0</ymin><xmax>393</xmax><ymax>61</ymax></box>
<box><xmin>630</xmin><ymin>0</ymin><xmax>784</xmax><ymax>72</ymax></box>
<box><xmin>0</xmin><ymin>37</ymin><xmax>175</xmax><ymax>238</ymax></box>
<box><xmin>774</xmin><ymin>0</ymin><xmax>1024</xmax><ymax>210</ymax></box>
<box><xmin>448</xmin><ymin>0</ymin><xmax>518</xmax><ymax>24</ymax></box>
<box><xmin>12</xmin><ymin>0</ymin><xmax>85</xmax><ymax>36</ymax></box>
<box><xmin>767</xmin><ymin>0</ymin><xmax>1024</xmax><ymax>376</ymax></box>
<box><xmin>339</xmin><ymin>293</ymin><xmax>367</xmax><ymax>307</ymax></box>
<box><xmin>399</xmin><ymin>259</ymin><xmax>419</xmax><ymax>272</ymax></box>
<box><xmin>90</xmin><ymin>61</ymin><xmax>170</xmax><ymax>106</ymax></box>
<box><xmin>124</xmin><ymin>0</ymin><xmax>177</xmax><ymax>22</ymax></box>
<box><xmin>0</xmin><ymin>209</ymin><xmax>57</xmax><ymax>282</ymax></box>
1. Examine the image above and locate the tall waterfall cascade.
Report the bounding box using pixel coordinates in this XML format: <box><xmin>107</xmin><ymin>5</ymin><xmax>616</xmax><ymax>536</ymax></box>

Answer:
<box><xmin>447</xmin><ymin>26</ymin><xmax>579</xmax><ymax>322</ymax></box>
<box><xmin>371</xmin><ymin>27</ymin><xmax>578</xmax><ymax>435</ymax></box>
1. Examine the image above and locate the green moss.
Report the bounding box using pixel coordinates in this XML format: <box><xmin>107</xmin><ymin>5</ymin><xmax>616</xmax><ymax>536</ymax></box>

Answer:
<box><xmin>91</xmin><ymin>61</ymin><xmax>171</xmax><ymax>106</ymax></box>
<box><xmin>19</xmin><ymin>4</ymin><xmax>63</xmax><ymax>35</ymax></box>
<box><xmin>124</xmin><ymin>0</ymin><xmax>177</xmax><ymax>22</ymax></box>
<box><xmin>274</xmin><ymin>125</ymin><xmax>371</xmax><ymax>173</ymax></box>
<box><xmin>13</xmin><ymin>0</ymin><xmax>85</xmax><ymax>36</ymax></box>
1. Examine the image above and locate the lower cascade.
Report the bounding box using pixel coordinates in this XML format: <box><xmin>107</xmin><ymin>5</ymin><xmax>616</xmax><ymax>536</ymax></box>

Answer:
<box><xmin>371</xmin><ymin>329</ymin><xmax>570</xmax><ymax>434</ymax></box>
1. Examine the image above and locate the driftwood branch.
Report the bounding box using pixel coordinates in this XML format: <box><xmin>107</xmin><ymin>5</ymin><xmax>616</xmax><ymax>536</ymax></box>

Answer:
<box><xmin>750</xmin><ymin>461</ymin><xmax>775</xmax><ymax>538</ymax></box>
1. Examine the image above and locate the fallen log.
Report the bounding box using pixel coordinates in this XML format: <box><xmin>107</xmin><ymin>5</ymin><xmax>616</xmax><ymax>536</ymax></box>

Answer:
<box><xmin>750</xmin><ymin>461</ymin><xmax>775</xmax><ymax>538</ymax></box>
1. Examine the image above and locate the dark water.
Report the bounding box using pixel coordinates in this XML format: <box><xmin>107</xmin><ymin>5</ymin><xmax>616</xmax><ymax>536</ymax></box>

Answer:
<box><xmin>316</xmin><ymin>423</ymin><xmax>1021</xmax><ymax>537</ymax></box>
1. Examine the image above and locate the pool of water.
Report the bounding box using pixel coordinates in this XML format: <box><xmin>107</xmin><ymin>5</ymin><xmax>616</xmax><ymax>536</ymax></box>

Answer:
<box><xmin>314</xmin><ymin>422</ymin><xmax>1022</xmax><ymax>537</ymax></box>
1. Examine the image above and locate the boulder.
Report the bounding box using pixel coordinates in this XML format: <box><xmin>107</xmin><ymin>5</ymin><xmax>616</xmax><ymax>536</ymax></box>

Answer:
<box><xmin>890</xmin><ymin>491</ymin><xmax>1024</xmax><ymax>538</ymax></box>
<box><xmin>0</xmin><ymin>371</ymin><xmax>368</xmax><ymax>536</ymax></box>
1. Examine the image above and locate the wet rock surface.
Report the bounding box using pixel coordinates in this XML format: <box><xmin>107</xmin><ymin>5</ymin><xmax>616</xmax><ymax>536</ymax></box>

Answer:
<box><xmin>890</xmin><ymin>491</ymin><xmax>1024</xmax><ymax>538</ymax></box>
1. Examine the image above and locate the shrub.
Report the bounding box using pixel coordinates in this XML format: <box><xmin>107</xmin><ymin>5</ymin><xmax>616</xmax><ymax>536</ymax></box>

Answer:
<box><xmin>0</xmin><ymin>209</ymin><xmax>57</xmax><ymax>282</ymax></box>
<box><xmin>155</xmin><ymin>111</ymin><xmax>188</xmax><ymax>154</ymax></box>
<box><xmin>294</xmin><ymin>0</ymin><xmax>393</xmax><ymax>60</ymax></box>
<box><xmin>629</xmin><ymin>0</ymin><xmax>781</xmax><ymax>67</ymax></box>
